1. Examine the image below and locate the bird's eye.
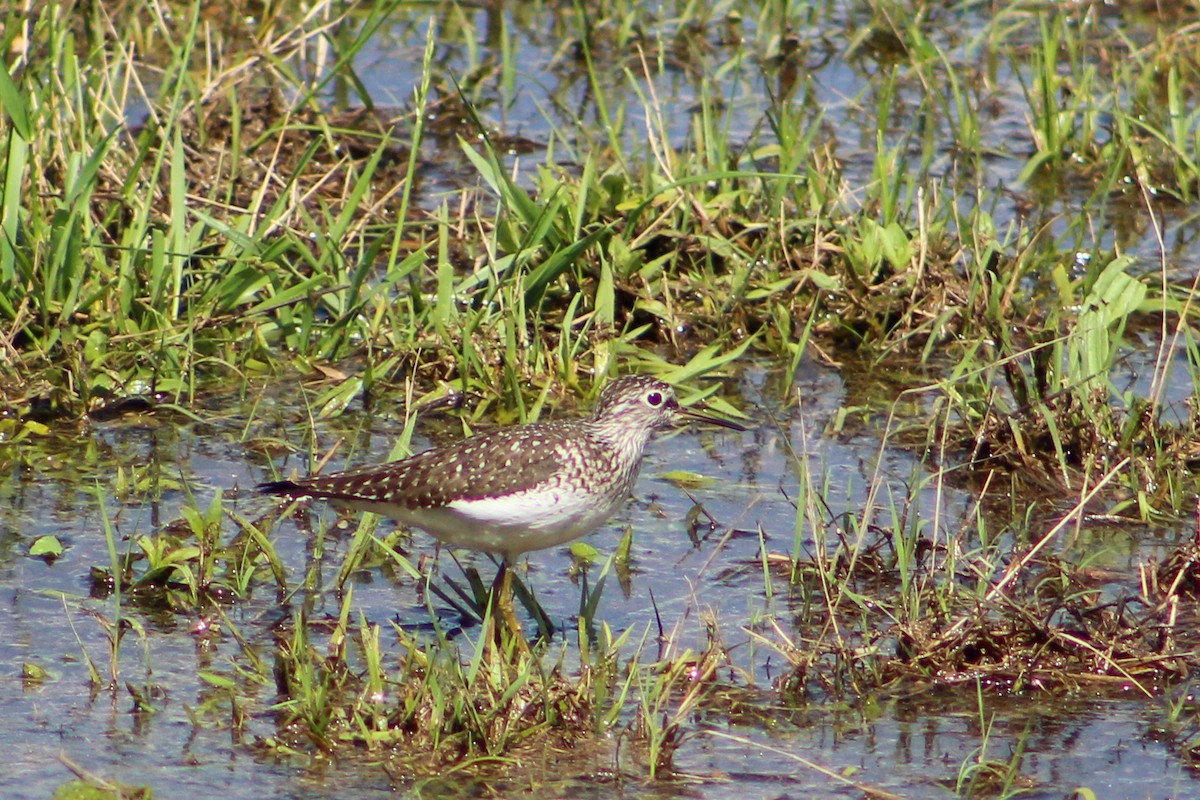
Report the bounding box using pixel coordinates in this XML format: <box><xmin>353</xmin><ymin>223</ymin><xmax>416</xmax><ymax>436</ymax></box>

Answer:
<box><xmin>646</xmin><ymin>391</ymin><xmax>663</xmax><ymax>406</ymax></box>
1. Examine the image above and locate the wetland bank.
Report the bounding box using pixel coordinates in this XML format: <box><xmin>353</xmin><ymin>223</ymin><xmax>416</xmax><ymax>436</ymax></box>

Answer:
<box><xmin>5</xmin><ymin>0</ymin><xmax>1200</xmax><ymax>797</ymax></box>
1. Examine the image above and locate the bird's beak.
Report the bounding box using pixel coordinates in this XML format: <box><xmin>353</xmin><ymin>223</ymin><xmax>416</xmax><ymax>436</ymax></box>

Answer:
<box><xmin>679</xmin><ymin>406</ymin><xmax>747</xmax><ymax>432</ymax></box>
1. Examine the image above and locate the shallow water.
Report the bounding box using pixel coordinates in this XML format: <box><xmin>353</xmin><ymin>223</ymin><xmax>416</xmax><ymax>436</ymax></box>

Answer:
<box><xmin>3</xmin><ymin>361</ymin><xmax>1199</xmax><ymax>798</ymax></box>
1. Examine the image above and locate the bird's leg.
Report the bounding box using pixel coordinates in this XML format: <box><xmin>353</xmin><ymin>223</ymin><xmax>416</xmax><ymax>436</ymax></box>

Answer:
<box><xmin>491</xmin><ymin>560</ymin><xmax>530</xmax><ymax>655</ymax></box>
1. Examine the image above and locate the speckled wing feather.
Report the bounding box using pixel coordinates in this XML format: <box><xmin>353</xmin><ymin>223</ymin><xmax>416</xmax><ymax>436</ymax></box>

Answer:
<box><xmin>262</xmin><ymin>421</ymin><xmax>582</xmax><ymax>509</ymax></box>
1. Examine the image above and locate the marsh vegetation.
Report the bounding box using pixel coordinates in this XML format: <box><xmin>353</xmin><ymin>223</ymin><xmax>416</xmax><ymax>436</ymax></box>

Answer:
<box><xmin>5</xmin><ymin>0</ymin><xmax>1200</xmax><ymax>797</ymax></box>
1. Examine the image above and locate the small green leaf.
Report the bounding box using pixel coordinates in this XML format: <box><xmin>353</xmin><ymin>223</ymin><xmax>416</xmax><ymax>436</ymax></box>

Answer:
<box><xmin>570</xmin><ymin>541</ymin><xmax>599</xmax><ymax>562</ymax></box>
<box><xmin>22</xmin><ymin>662</ymin><xmax>48</xmax><ymax>684</ymax></box>
<box><xmin>22</xmin><ymin>420</ymin><xmax>50</xmax><ymax>436</ymax></box>
<box><xmin>198</xmin><ymin>671</ymin><xmax>237</xmax><ymax>689</ymax></box>
<box><xmin>659</xmin><ymin>470</ymin><xmax>715</xmax><ymax>489</ymax></box>
<box><xmin>29</xmin><ymin>535</ymin><xmax>64</xmax><ymax>558</ymax></box>
<box><xmin>0</xmin><ymin>64</ymin><xmax>31</xmax><ymax>138</ymax></box>
<box><xmin>615</xmin><ymin>526</ymin><xmax>633</xmax><ymax>565</ymax></box>
<box><xmin>53</xmin><ymin>779</ymin><xmax>152</xmax><ymax>800</ymax></box>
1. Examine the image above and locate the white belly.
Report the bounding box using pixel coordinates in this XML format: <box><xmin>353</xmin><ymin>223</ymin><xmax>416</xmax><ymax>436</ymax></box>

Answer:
<box><xmin>366</xmin><ymin>486</ymin><xmax>626</xmax><ymax>563</ymax></box>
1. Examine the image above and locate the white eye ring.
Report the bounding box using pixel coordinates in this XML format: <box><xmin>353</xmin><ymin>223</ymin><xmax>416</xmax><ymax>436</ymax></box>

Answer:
<box><xmin>646</xmin><ymin>391</ymin><xmax>664</xmax><ymax>407</ymax></box>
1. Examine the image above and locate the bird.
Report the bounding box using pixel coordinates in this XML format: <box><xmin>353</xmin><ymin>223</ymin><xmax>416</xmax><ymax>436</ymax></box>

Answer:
<box><xmin>258</xmin><ymin>374</ymin><xmax>745</xmax><ymax>639</ymax></box>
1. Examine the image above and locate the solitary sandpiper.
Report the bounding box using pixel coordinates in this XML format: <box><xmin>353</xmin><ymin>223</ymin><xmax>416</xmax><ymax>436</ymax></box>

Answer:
<box><xmin>258</xmin><ymin>375</ymin><xmax>745</xmax><ymax>638</ymax></box>
<box><xmin>259</xmin><ymin>374</ymin><xmax>744</xmax><ymax>561</ymax></box>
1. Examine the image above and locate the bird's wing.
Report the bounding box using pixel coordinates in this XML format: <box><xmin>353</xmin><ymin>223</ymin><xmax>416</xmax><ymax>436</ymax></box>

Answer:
<box><xmin>276</xmin><ymin>422</ymin><xmax>576</xmax><ymax>508</ymax></box>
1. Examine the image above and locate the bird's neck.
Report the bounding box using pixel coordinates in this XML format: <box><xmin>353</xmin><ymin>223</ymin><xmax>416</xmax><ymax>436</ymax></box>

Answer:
<box><xmin>589</xmin><ymin>418</ymin><xmax>654</xmax><ymax>464</ymax></box>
